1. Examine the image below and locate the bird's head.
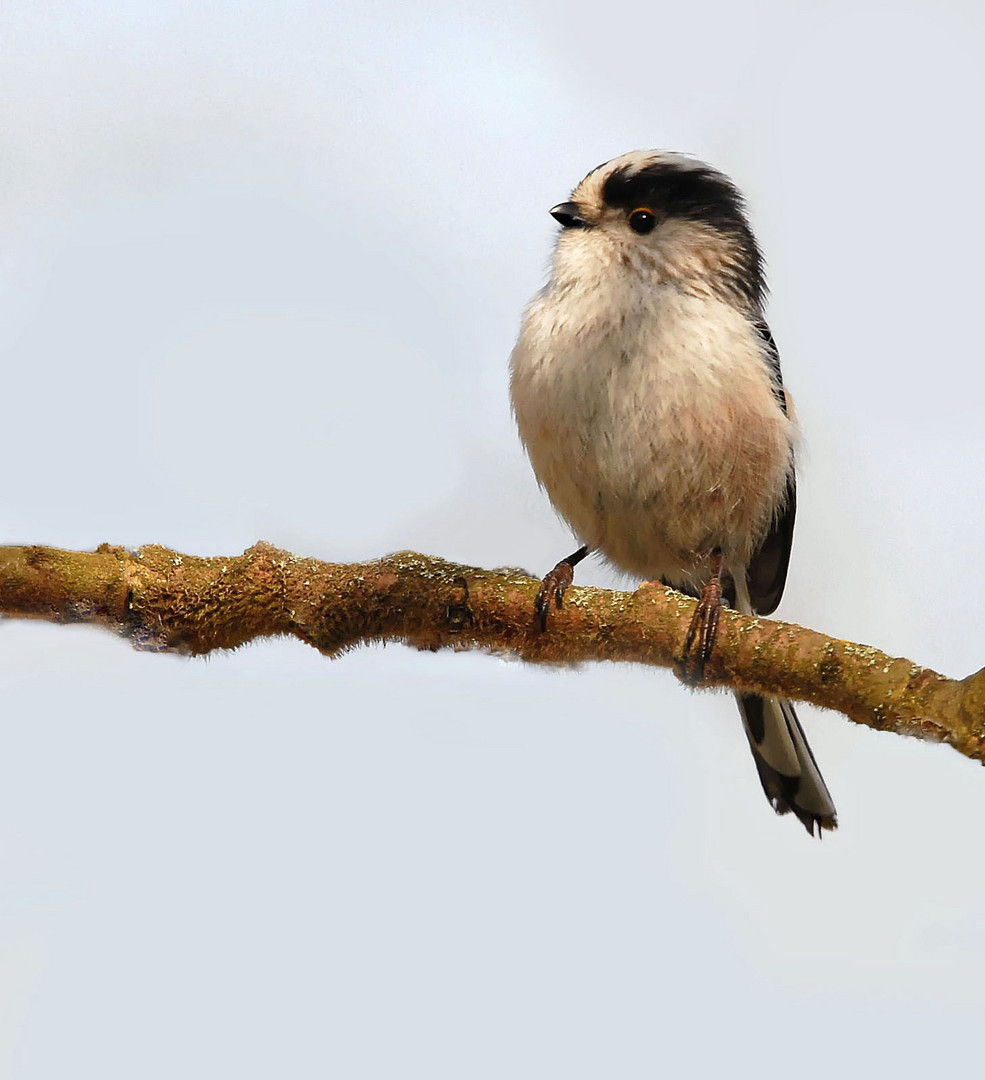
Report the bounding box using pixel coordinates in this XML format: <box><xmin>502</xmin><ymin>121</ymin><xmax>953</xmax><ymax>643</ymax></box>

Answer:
<box><xmin>549</xmin><ymin>150</ymin><xmax>766</xmax><ymax>310</ymax></box>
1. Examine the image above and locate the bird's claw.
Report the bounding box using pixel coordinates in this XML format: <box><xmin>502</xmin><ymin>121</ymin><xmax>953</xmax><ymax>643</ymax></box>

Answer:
<box><xmin>534</xmin><ymin>560</ymin><xmax>575</xmax><ymax>632</ymax></box>
<box><xmin>677</xmin><ymin>577</ymin><xmax>724</xmax><ymax>685</ymax></box>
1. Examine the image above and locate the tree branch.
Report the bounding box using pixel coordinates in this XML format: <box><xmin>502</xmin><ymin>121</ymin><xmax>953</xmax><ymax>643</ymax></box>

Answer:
<box><xmin>1</xmin><ymin>542</ymin><xmax>982</xmax><ymax>759</ymax></box>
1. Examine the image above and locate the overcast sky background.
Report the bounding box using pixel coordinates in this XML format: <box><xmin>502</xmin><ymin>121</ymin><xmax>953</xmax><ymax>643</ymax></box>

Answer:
<box><xmin>2</xmin><ymin>1</ymin><xmax>985</xmax><ymax>1076</ymax></box>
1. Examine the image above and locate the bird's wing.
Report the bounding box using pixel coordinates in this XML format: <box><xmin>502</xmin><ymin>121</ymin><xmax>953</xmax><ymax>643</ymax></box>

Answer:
<box><xmin>746</xmin><ymin>320</ymin><xmax>795</xmax><ymax>616</ymax></box>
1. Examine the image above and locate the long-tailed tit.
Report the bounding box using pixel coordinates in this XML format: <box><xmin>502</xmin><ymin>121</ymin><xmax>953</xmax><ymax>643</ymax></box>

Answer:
<box><xmin>509</xmin><ymin>150</ymin><xmax>836</xmax><ymax>835</ymax></box>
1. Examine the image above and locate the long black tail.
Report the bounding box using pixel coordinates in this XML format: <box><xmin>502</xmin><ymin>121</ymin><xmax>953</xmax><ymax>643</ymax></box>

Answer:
<box><xmin>735</xmin><ymin>692</ymin><xmax>837</xmax><ymax>836</ymax></box>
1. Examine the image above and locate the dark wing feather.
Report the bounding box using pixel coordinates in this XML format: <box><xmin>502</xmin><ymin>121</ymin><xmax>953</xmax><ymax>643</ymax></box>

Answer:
<box><xmin>746</xmin><ymin>473</ymin><xmax>795</xmax><ymax>615</ymax></box>
<box><xmin>752</xmin><ymin>318</ymin><xmax>786</xmax><ymax>413</ymax></box>
<box><xmin>746</xmin><ymin>320</ymin><xmax>795</xmax><ymax>616</ymax></box>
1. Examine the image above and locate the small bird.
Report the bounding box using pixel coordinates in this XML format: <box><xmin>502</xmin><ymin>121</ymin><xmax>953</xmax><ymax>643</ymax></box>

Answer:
<box><xmin>509</xmin><ymin>150</ymin><xmax>836</xmax><ymax>835</ymax></box>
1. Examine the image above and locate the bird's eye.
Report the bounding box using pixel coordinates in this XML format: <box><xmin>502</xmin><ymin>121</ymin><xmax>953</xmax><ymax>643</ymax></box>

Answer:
<box><xmin>629</xmin><ymin>208</ymin><xmax>656</xmax><ymax>234</ymax></box>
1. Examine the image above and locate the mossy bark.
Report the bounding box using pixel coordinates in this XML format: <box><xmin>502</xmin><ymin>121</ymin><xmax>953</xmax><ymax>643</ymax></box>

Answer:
<box><xmin>1</xmin><ymin>542</ymin><xmax>981</xmax><ymax>759</ymax></box>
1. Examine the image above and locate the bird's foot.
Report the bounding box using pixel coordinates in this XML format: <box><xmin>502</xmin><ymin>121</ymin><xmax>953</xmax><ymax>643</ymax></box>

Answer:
<box><xmin>677</xmin><ymin>551</ymin><xmax>724</xmax><ymax>684</ymax></box>
<box><xmin>534</xmin><ymin>546</ymin><xmax>589</xmax><ymax>632</ymax></box>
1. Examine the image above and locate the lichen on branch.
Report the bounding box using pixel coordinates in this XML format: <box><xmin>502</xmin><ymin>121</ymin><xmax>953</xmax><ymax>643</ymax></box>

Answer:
<box><xmin>1</xmin><ymin>542</ymin><xmax>983</xmax><ymax>759</ymax></box>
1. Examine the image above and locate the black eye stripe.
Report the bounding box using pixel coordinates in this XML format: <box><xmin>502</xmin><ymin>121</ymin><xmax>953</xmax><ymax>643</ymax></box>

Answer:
<box><xmin>629</xmin><ymin>209</ymin><xmax>656</xmax><ymax>234</ymax></box>
<box><xmin>600</xmin><ymin>159</ymin><xmax>765</xmax><ymax>309</ymax></box>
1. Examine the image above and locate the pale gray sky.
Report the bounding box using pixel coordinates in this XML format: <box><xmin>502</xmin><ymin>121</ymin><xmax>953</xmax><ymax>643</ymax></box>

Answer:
<box><xmin>2</xmin><ymin>1</ymin><xmax>984</xmax><ymax>1076</ymax></box>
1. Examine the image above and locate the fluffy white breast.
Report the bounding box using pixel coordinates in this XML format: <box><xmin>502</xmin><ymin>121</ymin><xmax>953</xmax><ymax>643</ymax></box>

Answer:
<box><xmin>510</xmin><ymin>266</ymin><xmax>794</xmax><ymax>586</ymax></box>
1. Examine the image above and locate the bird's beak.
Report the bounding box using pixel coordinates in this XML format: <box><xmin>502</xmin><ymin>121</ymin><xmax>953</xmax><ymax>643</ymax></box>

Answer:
<box><xmin>550</xmin><ymin>202</ymin><xmax>591</xmax><ymax>229</ymax></box>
